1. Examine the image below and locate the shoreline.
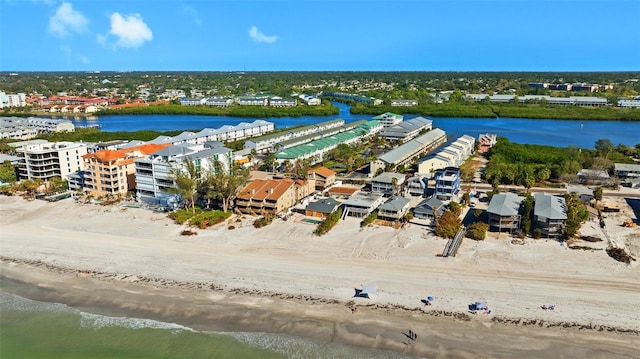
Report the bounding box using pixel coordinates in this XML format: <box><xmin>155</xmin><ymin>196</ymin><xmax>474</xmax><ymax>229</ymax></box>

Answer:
<box><xmin>2</xmin><ymin>259</ymin><xmax>639</xmax><ymax>358</ymax></box>
<box><xmin>1</xmin><ymin>195</ymin><xmax>639</xmax><ymax>357</ymax></box>
<box><xmin>2</xmin><ymin>256</ymin><xmax>638</xmax><ymax>336</ymax></box>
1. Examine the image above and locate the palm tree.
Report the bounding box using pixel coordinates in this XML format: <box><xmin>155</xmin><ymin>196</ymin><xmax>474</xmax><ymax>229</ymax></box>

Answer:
<box><xmin>170</xmin><ymin>159</ymin><xmax>201</xmax><ymax>214</ymax></box>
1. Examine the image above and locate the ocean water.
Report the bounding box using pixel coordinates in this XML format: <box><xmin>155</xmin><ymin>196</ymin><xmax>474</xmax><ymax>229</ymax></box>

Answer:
<box><xmin>0</xmin><ymin>291</ymin><xmax>413</xmax><ymax>359</ymax></box>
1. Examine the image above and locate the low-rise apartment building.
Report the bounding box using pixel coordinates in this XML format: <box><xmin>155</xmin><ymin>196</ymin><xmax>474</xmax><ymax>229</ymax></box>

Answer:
<box><xmin>235</xmin><ymin>178</ymin><xmax>314</xmax><ymax>215</ymax></box>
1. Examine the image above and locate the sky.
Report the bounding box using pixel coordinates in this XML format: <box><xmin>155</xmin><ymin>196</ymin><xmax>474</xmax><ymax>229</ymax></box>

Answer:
<box><xmin>1</xmin><ymin>0</ymin><xmax>639</xmax><ymax>72</ymax></box>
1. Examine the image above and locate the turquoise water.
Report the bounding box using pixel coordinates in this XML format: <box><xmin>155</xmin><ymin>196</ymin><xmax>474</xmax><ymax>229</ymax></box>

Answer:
<box><xmin>0</xmin><ymin>291</ymin><xmax>413</xmax><ymax>359</ymax></box>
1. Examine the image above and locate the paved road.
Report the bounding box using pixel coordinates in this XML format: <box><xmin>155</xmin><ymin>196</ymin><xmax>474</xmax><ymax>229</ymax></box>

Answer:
<box><xmin>465</xmin><ymin>182</ymin><xmax>640</xmax><ymax>198</ymax></box>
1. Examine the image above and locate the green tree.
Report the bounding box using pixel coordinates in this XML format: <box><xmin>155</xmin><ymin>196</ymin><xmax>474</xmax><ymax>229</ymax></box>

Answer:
<box><xmin>170</xmin><ymin>159</ymin><xmax>201</xmax><ymax>214</ymax></box>
<box><xmin>593</xmin><ymin>186</ymin><xmax>603</xmax><ymax>206</ymax></box>
<box><xmin>594</xmin><ymin>139</ymin><xmax>614</xmax><ymax>158</ymax></box>
<box><xmin>434</xmin><ymin>210</ymin><xmax>462</xmax><ymax>239</ymax></box>
<box><xmin>0</xmin><ymin>160</ymin><xmax>17</xmax><ymax>182</ymax></box>
<box><xmin>47</xmin><ymin>176</ymin><xmax>68</xmax><ymax>192</ymax></box>
<box><xmin>204</xmin><ymin>159</ymin><xmax>251</xmax><ymax>213</ymax></box>
<box><xmin>262</xmin><ymin>152</ymin><xmax>277</xmax><ymax>173</ymax></box>
<box><xmin>520</xmin><ymin>193</ymin><xmax>534</xmax><ymax>235</ymax></box>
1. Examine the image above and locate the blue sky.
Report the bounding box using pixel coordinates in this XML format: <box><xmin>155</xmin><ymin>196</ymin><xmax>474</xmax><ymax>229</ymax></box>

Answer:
<box><xmin>1</xmin><ymin>0</ymin><xmax>639</xmax><ymax>71</ymax></box>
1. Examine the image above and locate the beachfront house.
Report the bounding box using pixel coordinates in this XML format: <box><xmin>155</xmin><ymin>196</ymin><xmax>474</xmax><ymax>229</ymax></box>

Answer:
<box><xmin>533</xmin><ymin>193</ymin><xmax>567</xmax><ymax>238</ymax></box>
<box><xmin>341</xmin><ymin>191</ymin><xmax>385</xmax><ymax>218</ymax></box>
<box><xmin>377</xmin><ymin>196</ymin><xmax>411</xmax><ymax>221</ymax></box>
<box><xmin>305</xmin><ymin>197</ymin><xmax>342</xmax><ymax>218</ymax></box>
<box><xmin>486</xmin><ymin>192</ymin><xmax>523</xmax><ymax>233</ymax></box>
<box><xmin>412</xmin><ymin>196</ymin><xmax>445</xmax><ymax>225</ymax></box>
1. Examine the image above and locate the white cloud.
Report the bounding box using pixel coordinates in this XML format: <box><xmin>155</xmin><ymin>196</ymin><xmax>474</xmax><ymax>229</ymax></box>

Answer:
<box><xmin>48</xmin><ymin>2</ymin><xmax>89</xmax><ymax>38</ymax></box>
<box><xmin>80</xmin><ymin>56</ymin><xmax>90</xmax><ymax>64</ymax></box>
<box><xmin>108</xmin><ymin>12</ymin><xmax>153</xmax><ymax>48</ymax></box>
<box><xmin>248</xmin><ymin>26</ymin><xmax>277</xmax><ymax>44</ymax></box>
<box><xmin>183</xmin><ymin>5</ymin><xmax>202</xmax><ymax>26</ymax></box>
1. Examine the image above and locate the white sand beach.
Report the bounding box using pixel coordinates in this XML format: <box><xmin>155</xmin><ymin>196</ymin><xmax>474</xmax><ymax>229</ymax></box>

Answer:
<box><xmin>1</xmin><ymin>195</ymin><xmax>639</xmax><ymax>357</ymax></box>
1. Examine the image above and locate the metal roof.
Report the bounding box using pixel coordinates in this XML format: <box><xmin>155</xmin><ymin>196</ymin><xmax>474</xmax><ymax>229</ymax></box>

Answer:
<box><xmin>378</xmin><ymin>128</ymin><xmax>446</xmax><ymax>165</ymax></box>
<box><xmin>534</xmin><ymin>193</ymin><xmax>567</xmax><ymax>220</ymax></box>
<box><xmin>378</xmin><ymin>196</ymin><xmax>411</xmax><ymax>212</ymax></box>
<box><xmin>486</xmin><ymin>193</ymin><xmax>523</xmax><ymax>216</ymax></box>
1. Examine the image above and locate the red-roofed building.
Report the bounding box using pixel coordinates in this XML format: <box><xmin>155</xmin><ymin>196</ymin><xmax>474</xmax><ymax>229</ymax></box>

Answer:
<box><xmin>82</xmin><ymin>143</ymin><xmax>170</xmax><ymax>197</ymax></box>
<box><xmin>307</xmin><ymin>166</ymin><xmax>337</xmax><ymax>190</ymax></box>
<box><xmin>235</xmin><ymin>177</ymin><xmax>315</xmax><ymax>215</ymax></box>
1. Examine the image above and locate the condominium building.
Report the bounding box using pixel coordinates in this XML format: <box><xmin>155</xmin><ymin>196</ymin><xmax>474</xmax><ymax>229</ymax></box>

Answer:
<box><xmin>373</xmin><ymin>112</ymin><xmax>403</xmax><ymax>127</ymax></box>
<box><xmin>82</xmin><ymin>143</ymin><xmax>169</xmax><ymax>197</ymax></box>
<box><xmin>135</xmin><ymin>143</ymin><xmax>233</xmax><ymax>206</ymax></box>
<box><xmin>15</xmin><ymin>141</ymin><xmax>88</xmax><ymax>181</ymax></box>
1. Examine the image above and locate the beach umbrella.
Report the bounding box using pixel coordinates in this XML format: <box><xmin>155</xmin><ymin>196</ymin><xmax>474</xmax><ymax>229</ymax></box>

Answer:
<box><xmin>427</xmin><ymin>296</ymin><xmax>434</xmax><ymax>302</ymax></box>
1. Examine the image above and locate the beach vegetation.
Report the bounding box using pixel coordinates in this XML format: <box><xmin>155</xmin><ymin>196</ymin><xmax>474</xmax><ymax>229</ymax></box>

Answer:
<box><xmin>434</xmin><ymin>209</ymin><xmax>463</xmax><ymax>239</ymax></box>
<box><xmin>189</xmin><ymin>210</ymin><xmax>232</xmax><ymax>229</ymax></box>
<box><xmin>361</xmin><ymin>211</ymin><xmax>378</xmax><ymax>228</ymax></box>
<box><xmin>253</xmin><ymin>214</ymin><xmax>274</xmax><ymax>228</ymax></box>
<box><xmin>168</xmin><ymin>207</ymin><xmax>204</xmax><ymax>224</ymax></box>
<box><xmin>18</xmin><ymin>178</ymin><xmax>43</xmax><ymax>199</ymax></box>
<box><xmin>314</xmin><ymin>208</ymin><xmax>343</xmax><ymax>236</ymax></box>
<box><xmin>0</xmin><ymin>160</ymin><xmax>17</xmax><ymax>182</ymax></box>
<box><xmin>203</xmin><ymin>160</ymin><xmax>251</xmax><ymax>213</ymax></box>
<box><xmin>169</xmin><ymin>159</ymin><xmax>202</xmax><ymax>214</ymax></box>
<box><xmin>447</xmin><ymin>201</ymin><xmax>462</xmax><ymax>217</ymax></box>
<box><xmin>564</xmin><ymin>192</ymin><xmax>590</xmax><ymax>239</ymax></box>
<box><xmin>466</xmin><ymin>222</ymin><xmax>489</xmax><ymax>240</ymax></box>
<box><xmin>47</xmin><ymin>176</ymin><xmax>68</xmax><ymax>193</ymax></box>
<box><xmin>532</xmin><ymin>228</ymin><xmax>542</xmax><ymax>239</ymax></box>
<box><xmin>520</xmin><ymin>193</ymin><xmax>534</xmax><ymax>235</ymax></box>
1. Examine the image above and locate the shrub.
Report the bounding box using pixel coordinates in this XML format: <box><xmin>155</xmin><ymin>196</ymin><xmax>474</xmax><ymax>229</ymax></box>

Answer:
<box><xmin>434</xmin><ymin>210</ymin><xmax>462</xmax><ymax>239</ymax></box>
<box><xmin>253</xmin><ymin>214</ymin><xmax>274</xmax><ymax>228</ymax></box>
<box><xmin>361</xmin><ymin>211</ymin><xmax>378</xmax><ymax>228</ymax></box>
<box><xmin>532</xmin><ymin>228</ymin><xmax>542</xmax><ymax>239</ymax></box>
<box><xmin>314</xmin><ymin>208</ymin><xmax>343</xmax><ymax>236</ymax></box>
<box><xmin>181</xmin><ymin>229</ymin><xmax>197</xmax><ymax>236</ymax></box>
<box><xmin>168</xmin><ymin>207</ymin><xmax>203</xmax><ymax>224</ymax></box>
<box><xmin>465</xmin><ymin>222</ymin><xmax>489</xmax><ymax>240</ymax></box>
<box><xmin>189</xmin><ymin>210</ymin><xmax>232</xmax><ymax>228</ymax></box>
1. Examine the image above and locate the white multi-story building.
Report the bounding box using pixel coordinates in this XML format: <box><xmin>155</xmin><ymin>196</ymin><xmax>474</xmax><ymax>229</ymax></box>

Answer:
<box><xmin>135</xmin><ymin>143</ymin><xmax>233</xmax><ymax>206</ymax></box>
<box><xmin>373</xmin><ymin>112</ymin><xmax>404</xmax><ymax>127</ymax></box>
<box><xmin>0</xmin><ymin>92</ymin><xmax>27</xmax><ymax>108</ymax></box>
<box><xmin>417</xmin><ymin>135</ymin><xmax>475</xmax><ymax>174</ymax></box>
<box><xmin>15</xmin><ymin>141</ymin><xmax>88</xmax><ymax>181</ymax></box>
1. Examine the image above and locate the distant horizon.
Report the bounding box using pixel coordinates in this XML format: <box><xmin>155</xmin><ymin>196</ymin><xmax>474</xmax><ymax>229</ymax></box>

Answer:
<box><xmin>2</xmin><ymin>70</ymin><xmax>640</xmax><ymax>74</ymax></box>
<box><xmin>1</xmin><ymin>0</ymin><xmax>638</xmax><ymax>72</ymax></box>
